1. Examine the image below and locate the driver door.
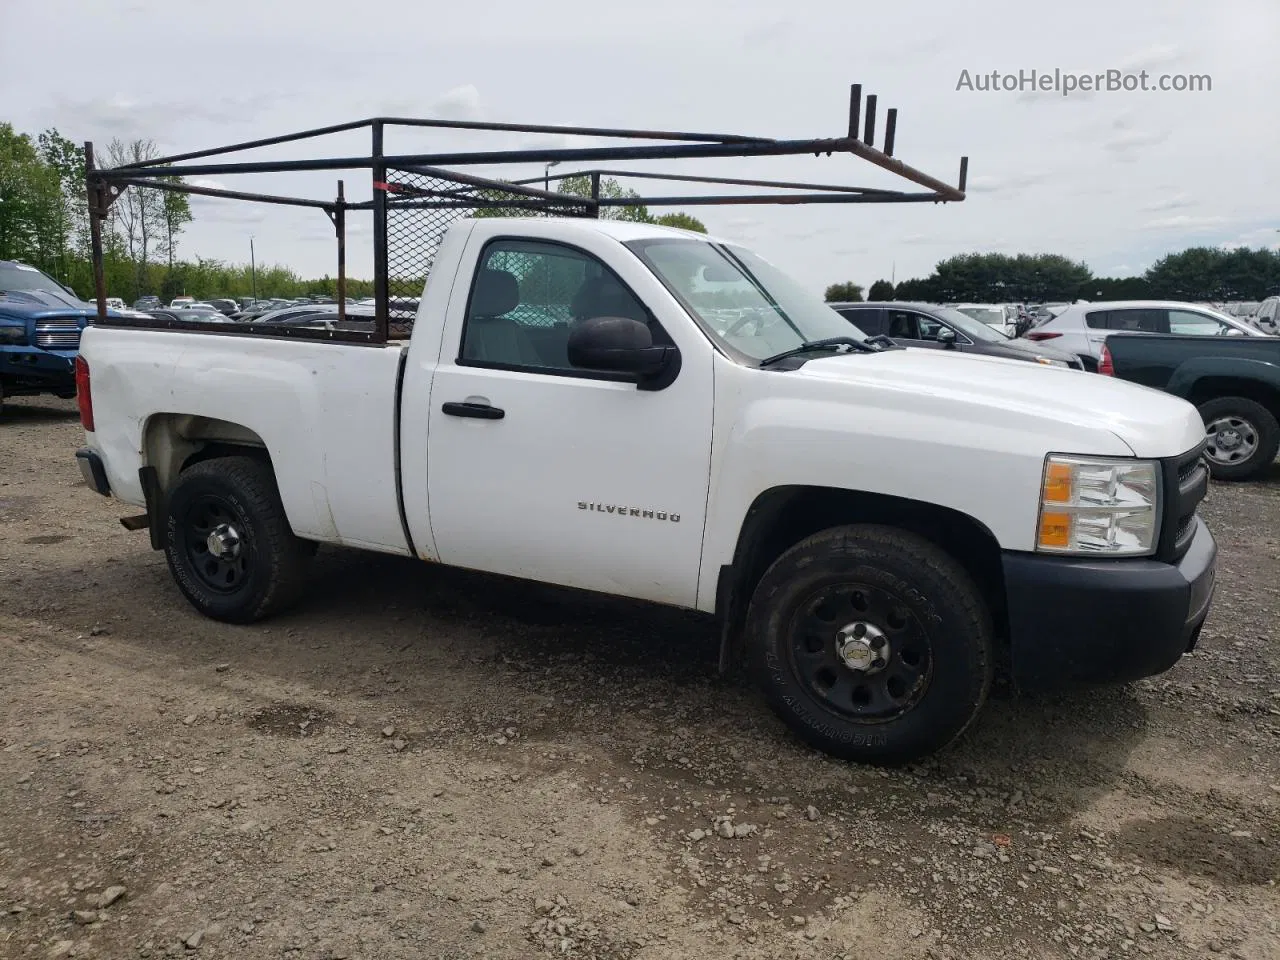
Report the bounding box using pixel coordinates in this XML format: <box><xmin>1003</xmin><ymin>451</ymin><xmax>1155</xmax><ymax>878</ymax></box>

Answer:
<box><xmin>422</xmin><ymin>236</ymin><xmax>714</xmax><ymax>608</ymax></box>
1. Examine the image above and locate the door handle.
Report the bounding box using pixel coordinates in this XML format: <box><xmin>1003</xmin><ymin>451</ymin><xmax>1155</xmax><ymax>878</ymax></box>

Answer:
<box><xmin>442</xmin><ymin>401</ymin><xmax>504</xmax><ymax>420</ymax></box>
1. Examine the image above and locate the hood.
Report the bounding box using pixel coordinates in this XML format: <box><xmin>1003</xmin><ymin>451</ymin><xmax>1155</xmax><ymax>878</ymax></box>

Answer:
<box><xmin>0</xmin><ymin>288</ymin><xmax>98</xmax><ymax>319</ymax></box>
<box><xmin>797</xmin><ymin>346</ymin><xmax>1205</xmax><ymax>458</ymax></box>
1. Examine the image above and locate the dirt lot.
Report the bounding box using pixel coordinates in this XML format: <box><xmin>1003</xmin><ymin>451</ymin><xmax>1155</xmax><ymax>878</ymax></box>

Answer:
<box><xmin>1</xmin><ymin>396</ymin><xmax>1278</xmax><ymax>960</ymax></box>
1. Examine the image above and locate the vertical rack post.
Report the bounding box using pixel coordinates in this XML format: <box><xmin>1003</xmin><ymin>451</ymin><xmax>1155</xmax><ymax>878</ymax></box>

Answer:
<box><xmin>84</xmin><ymin>142</ymin><xmax>108</xmax><ymax>322</ymax></box>
<box><xmin>335</xmin><ymin>179</ymin><xmax>347</xmax><ymax>324</ymax></box>
<box><xmin>371</xmin><ymin>121</ymin><xmax>388</xmax><ymax>343</ymax></box>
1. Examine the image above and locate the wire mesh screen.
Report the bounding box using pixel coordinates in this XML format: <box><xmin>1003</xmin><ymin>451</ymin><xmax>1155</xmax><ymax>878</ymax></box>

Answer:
<box><xmin>382</xmin><ymin>168</ymin><xmax>593</xmax><ymax>325</ymax></box>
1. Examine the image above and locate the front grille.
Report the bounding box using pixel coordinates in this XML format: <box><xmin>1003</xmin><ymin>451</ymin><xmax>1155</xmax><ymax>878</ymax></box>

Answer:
<box><xmin>34</xmin><ymin>317</ymin><xmax>82</xmax><ymax>350</ymax></box>
<box><xmin>1156</xmin><ymin>441</ymin><xmax>1209</xmax><ymax>563</ymax></box>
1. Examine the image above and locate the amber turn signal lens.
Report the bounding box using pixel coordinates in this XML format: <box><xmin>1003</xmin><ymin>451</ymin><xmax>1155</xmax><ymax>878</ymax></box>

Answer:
<box><xmin>1038</xmin><ymin>512</ymin><xmax>1071</xmax><ymax>548</ymax></box>
<box><xmin>1042</xmin><ymin>462</ymin><xmax>1073</xmax><ymax>503</ymax></box>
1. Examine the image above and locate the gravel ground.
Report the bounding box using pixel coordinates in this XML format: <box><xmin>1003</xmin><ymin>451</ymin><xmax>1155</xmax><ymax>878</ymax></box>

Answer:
<box><xmin>1</xmin><ymin>395</ymin><xmax>1278</xmax><ymax>960</ymax></box>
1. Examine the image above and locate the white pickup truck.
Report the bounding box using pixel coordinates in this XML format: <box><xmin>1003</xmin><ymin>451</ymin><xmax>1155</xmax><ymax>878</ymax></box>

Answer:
<box><xmin>73</xmin><ymin>217</ymin><xmax>1217</xmax><ymax>763</ymax></box>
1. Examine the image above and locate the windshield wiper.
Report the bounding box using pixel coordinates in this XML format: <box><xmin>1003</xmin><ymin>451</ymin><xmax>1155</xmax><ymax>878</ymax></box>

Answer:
<box><xmin>759</xmin><ymin>337</ymin><xmax>878</xmax><ymax>368</ymax></box>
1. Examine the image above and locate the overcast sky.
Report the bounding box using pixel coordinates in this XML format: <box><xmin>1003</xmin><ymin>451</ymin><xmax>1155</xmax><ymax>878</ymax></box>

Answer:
<box><xmin>3</xmin><ymin>0</ymin><xmax>1277</xmax><ymax>294</ymax></box>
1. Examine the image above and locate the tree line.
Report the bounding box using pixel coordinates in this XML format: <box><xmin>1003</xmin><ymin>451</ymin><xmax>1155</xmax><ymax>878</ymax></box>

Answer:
<box><xmin>826</xmin><ymin>248</ymin><xmax>1280</xmax><ymax>305</ymax></box>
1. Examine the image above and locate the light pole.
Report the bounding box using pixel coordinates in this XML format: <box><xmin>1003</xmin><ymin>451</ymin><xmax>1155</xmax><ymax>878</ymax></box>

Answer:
<box><xmin>249</xmin><ymin>235</ymin><xmax>257</xmax><ymax>303</ymax></box>
<box><xmin>544</xmin><ymin>160</ymin><xmax>560</xmax><ymax>191</ymax></box>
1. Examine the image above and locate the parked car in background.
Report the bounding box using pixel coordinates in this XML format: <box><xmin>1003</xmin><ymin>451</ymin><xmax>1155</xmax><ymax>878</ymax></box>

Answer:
<box><xmin>0</xmin><ymin>259</ymin><xmax>116</xmax><ymax>412</ymax></box>
<box><xmin>1025</xmin><ymin>300</ymin><xmax>1268</xmax><ymax>370</ymax></box>
<box><xmin>134</xmin><ymin>296</ymin><xmax>161</xmax><ymax>311</ymax></box>
<box><xmin>1026</xmin><ymin>303</ymin><xmax>1070</xmax><ymax>325</ymax></box>
<box><xmin>832</xmin><ymin>301</ymin><xmax>1083</xmax><ymax>368</ymax></box>
<box><xmin>1254</xmin><ymin>296</ymin><xmax>1279</xmax><ymax>335</ymax></box>
<box><xmin>105</xmin><ymin>297</ymin><xmax>125</xmax><ymax>311</ymax></box>
<box><xmin>1101</xmin><ymin>330</ymin><xmax>1280</xmax><ymax>480</ymax></box>
<box><xmin>146</xmin><ymin>308</ymin><xmax>237</xmax><ymax>325</ymax></box>
<box><xmin>206</xmin><ymin>298</ymin><xmax>239</xmax><ymax>316</ymax></box>
<box><xmin>170</xmin><ymin>296</ymin><xmax>195</xmax><ymax>308</ymax></box>
<box><xmin>954</xmin><ymin>303</ymin><xmax>1016</xmax><ymax>338</ymax></box>
<box><xmin>252</xmin><ymin>304</ymin><xmax>343</xmax><ymax>325</ymax></box>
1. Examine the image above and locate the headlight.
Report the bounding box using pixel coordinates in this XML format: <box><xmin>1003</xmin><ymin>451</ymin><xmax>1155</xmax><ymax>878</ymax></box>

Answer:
<box><xmin>1036</xmin><ymin>456</ymin><xmax>1160</xmax><ymax>556</ymax></box>
<box><xmin>0</xmin><ymin>325</ymin><xmax>27</xmax><ymax>344</ymax></box>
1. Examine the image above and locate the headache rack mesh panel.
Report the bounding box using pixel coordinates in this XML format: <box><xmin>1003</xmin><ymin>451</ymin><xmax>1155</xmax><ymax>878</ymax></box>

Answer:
<box><xmin>383</xmin><ymin>168</ymin><xmax>593</xmax><ymax>334</ymax></box>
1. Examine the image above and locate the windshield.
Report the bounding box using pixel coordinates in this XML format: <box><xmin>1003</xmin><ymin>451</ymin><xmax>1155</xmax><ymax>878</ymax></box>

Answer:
<box><xmin>625</xmin><ymin>238</ymin><xmax>862</xmax><ymax>361</ymax></box>
<box><xmin>0</xmin><ymin>263</ymin><xmax>76</xmax><ymax>298</ymax></box>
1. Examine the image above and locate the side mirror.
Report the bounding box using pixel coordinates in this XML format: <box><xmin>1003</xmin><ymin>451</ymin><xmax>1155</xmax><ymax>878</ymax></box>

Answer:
<box><xmin>936</xmin><ymin>326</ymin><xmax>958</xmax><ymax>348</ymax></box>
<box><xmin>568</xmin><ymin>316</ymin><xmax>676</xmax><ymax>381</ymax></box>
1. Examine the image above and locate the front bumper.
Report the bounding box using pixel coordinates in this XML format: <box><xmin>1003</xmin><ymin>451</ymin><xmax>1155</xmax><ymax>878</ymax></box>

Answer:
<box><xmin>0</xmin><ymin>346</ymin><xmax>77</xmax><ymax>388</ymax></box>
<box><xmin>1003</xmin><ymin>517</ymin><xmax>1216</xmax><ymax>691</ymax></box>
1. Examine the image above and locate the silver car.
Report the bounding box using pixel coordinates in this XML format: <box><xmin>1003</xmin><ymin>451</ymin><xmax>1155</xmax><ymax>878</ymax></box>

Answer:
<box><xmin>1024</xmin><ymin>299</ymin><xmax>1268</xmax><ymax>370</ymax></box>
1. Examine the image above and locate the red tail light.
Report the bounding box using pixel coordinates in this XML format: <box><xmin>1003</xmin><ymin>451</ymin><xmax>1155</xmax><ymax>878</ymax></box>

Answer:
<box><xmin>1098</xmin><ymin>344</ymin><xmax>1114</xmax><ymax>376</ymax></box>
<box><xmin>75</xmin><ymin>356</ymin><xmax>94</xmax><ymax>431</ymax></box>
<box><xmin>1025</xmin><ymin>331</ymin><xmax>1063</xmax><ymax>341</ymax></box>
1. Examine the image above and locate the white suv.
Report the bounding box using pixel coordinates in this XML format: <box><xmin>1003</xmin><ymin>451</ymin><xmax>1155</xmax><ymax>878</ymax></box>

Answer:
<box><xmin>1025</xmin><ymin>299</ymin><xmax>1268</xmax><ymax>370</ymax></box>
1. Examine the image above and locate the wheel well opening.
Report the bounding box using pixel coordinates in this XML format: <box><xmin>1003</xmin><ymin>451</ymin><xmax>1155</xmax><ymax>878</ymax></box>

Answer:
<box><xmin>143</xmin><ymin>413</ymin><xmax>271</xmax><ymax>493</ymax></box>
<box><xmin>723</xmin><ymin>486</ymin><xmax>1007</xmax><ymax>660</ymax></box>
<box><xmin>1188</xmin><ymin>379</ymin><xmax>1280</xmax><ymax>422</ymax></box>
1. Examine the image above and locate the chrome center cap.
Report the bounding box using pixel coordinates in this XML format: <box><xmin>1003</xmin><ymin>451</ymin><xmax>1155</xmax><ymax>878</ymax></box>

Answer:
<box><xmin>206</xmin><ymin>523</ymin><xmax>242</xmax><ymax>559</ymax></box>
<box><xmin>1217</xmin><ymin>429</ymin><xmax>1241</xmax><ymax>449</ymax></box>
<box><xmin>836</xmin><ymin>621</ymin><xmax>888</xmax><ymax>674</ymax></box>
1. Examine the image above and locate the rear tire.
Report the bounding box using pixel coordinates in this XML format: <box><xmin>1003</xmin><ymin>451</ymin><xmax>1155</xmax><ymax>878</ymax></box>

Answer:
<box><xmin>1198</xmin><ymin>396</ymin><xmax>1280</xmax><ymax>481</ymax></box>
<box><xmin>745</xmin><ymin>525</ymin><xmax>993</xmax><ymax>764</ymax></box>
<box><xmin>163</xmin><ymin>456</ymin><xmax>311</xmax><ymax>623</ymax></box>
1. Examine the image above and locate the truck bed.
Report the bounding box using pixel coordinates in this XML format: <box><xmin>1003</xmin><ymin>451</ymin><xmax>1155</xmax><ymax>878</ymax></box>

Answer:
<box><xmin>1105</xmin><ymin>331</ymin><xmax>1280</xmax><ymax>391</ymax></box>
<box><xmin>81</xmin><ymin>326</ymin><xmax>411</xmax><ymax>555</ymax></box>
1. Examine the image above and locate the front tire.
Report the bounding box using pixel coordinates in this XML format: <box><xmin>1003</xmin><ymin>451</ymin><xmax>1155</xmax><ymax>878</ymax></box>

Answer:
<box><xmin>745</xmin><ymin>525</ymin><xmax>993</xmax><ymax>764</ymax></box>
<box><xmin>163</xmin><ymin>456</ymin><xmax>311</xmax><ymax>623</ymax></box>
<box><xmin>1199</xmin><ymin>396</ymin><xmax>1280</xmax><ymax>481</ymax></box>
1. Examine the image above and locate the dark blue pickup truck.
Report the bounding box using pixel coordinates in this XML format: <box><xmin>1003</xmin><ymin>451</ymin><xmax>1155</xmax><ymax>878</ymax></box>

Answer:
<box><xmin>0</xmin><ymin>260</ymin><xmax>112</xmax><ymax>414</ymax></box>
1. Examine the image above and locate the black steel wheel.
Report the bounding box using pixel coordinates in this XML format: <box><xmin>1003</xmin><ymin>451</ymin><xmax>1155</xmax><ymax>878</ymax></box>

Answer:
<box><xmin>180</xmin><ymin>494</ymin><xmax>251</xmax><ymax>594</ymax></box>
<box><xmin>747</xmin><ymin>524</ymin><xmax>993</xmax><ymax>764</ymax></box>
<box><xmin>163</xmin><ymin>456</ymin><xmax>311</xmax><ymax>623</ymax></box>
<box><xmin>788</xmin><ymin>583</ymin><xmax>933</xmax><ymax>723</ymax></box>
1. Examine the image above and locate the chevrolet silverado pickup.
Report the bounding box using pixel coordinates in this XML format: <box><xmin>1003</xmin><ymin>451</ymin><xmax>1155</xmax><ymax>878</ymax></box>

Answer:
<box><xmin>1101</xmin><ymin>330</ymin><xmax>1280</xmax><ymax>480</ymax></box>
<box><xmin>74</xmin><ymin>217</ymin><xmax>1217</xmax><ymax>764</ymax></box>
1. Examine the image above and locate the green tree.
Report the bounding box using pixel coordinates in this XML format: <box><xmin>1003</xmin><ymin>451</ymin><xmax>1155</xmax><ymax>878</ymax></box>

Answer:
<box><xmin>929</xmin><ymin>252</ymin><xmax>1091</xmax><ymax>302</ymax></box>
<box><xmin>1079</xmin><ymin>276</ymin><xmax>1153</xmax><ymax>300</ymax></box>
<box><xmin>36</xmin><ymin>128</ymin><xmax>87</xmax><ymax>284</ymax></box>
<box><xmin>0</xmin><ymin>124</ymin><xmax>64</xmax><ymax>271</ymax></box>
<box><xmin>1145</xmin><ymin>247</ymin><xmax>1280</xmax><ymax>300</ymax></box>
<box><xmin>652</xmin><ymin>212</ymin><xmax>707</xmax><ymax>233</ymax></box>
<box><xmin>824</xmin><ymin>281</ymin><xmax>863</xmax><ymax>302</ymax></box>
<box><xmin>867</xmin><ymin>279</ymin><xmax>895</xmax><ymax>300</ymax></box>
<box><xmin>104</xmin><ymin>138</ymin><xmax>166</xmax><ymax>297</ymax></box>
<box><xmin>159</xmin><ymin>179</ymin><xmax>193</xmax><ymax>273</ymax></box>
<box><xmin>892</xmin><ymin>276</ymin><xmax>938</xmax><ymax>300</ymax></box>
<box><xmin>555</xmin><ymin>174</ymin><xmax>652</xmax><ymax>222</ymax></box>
